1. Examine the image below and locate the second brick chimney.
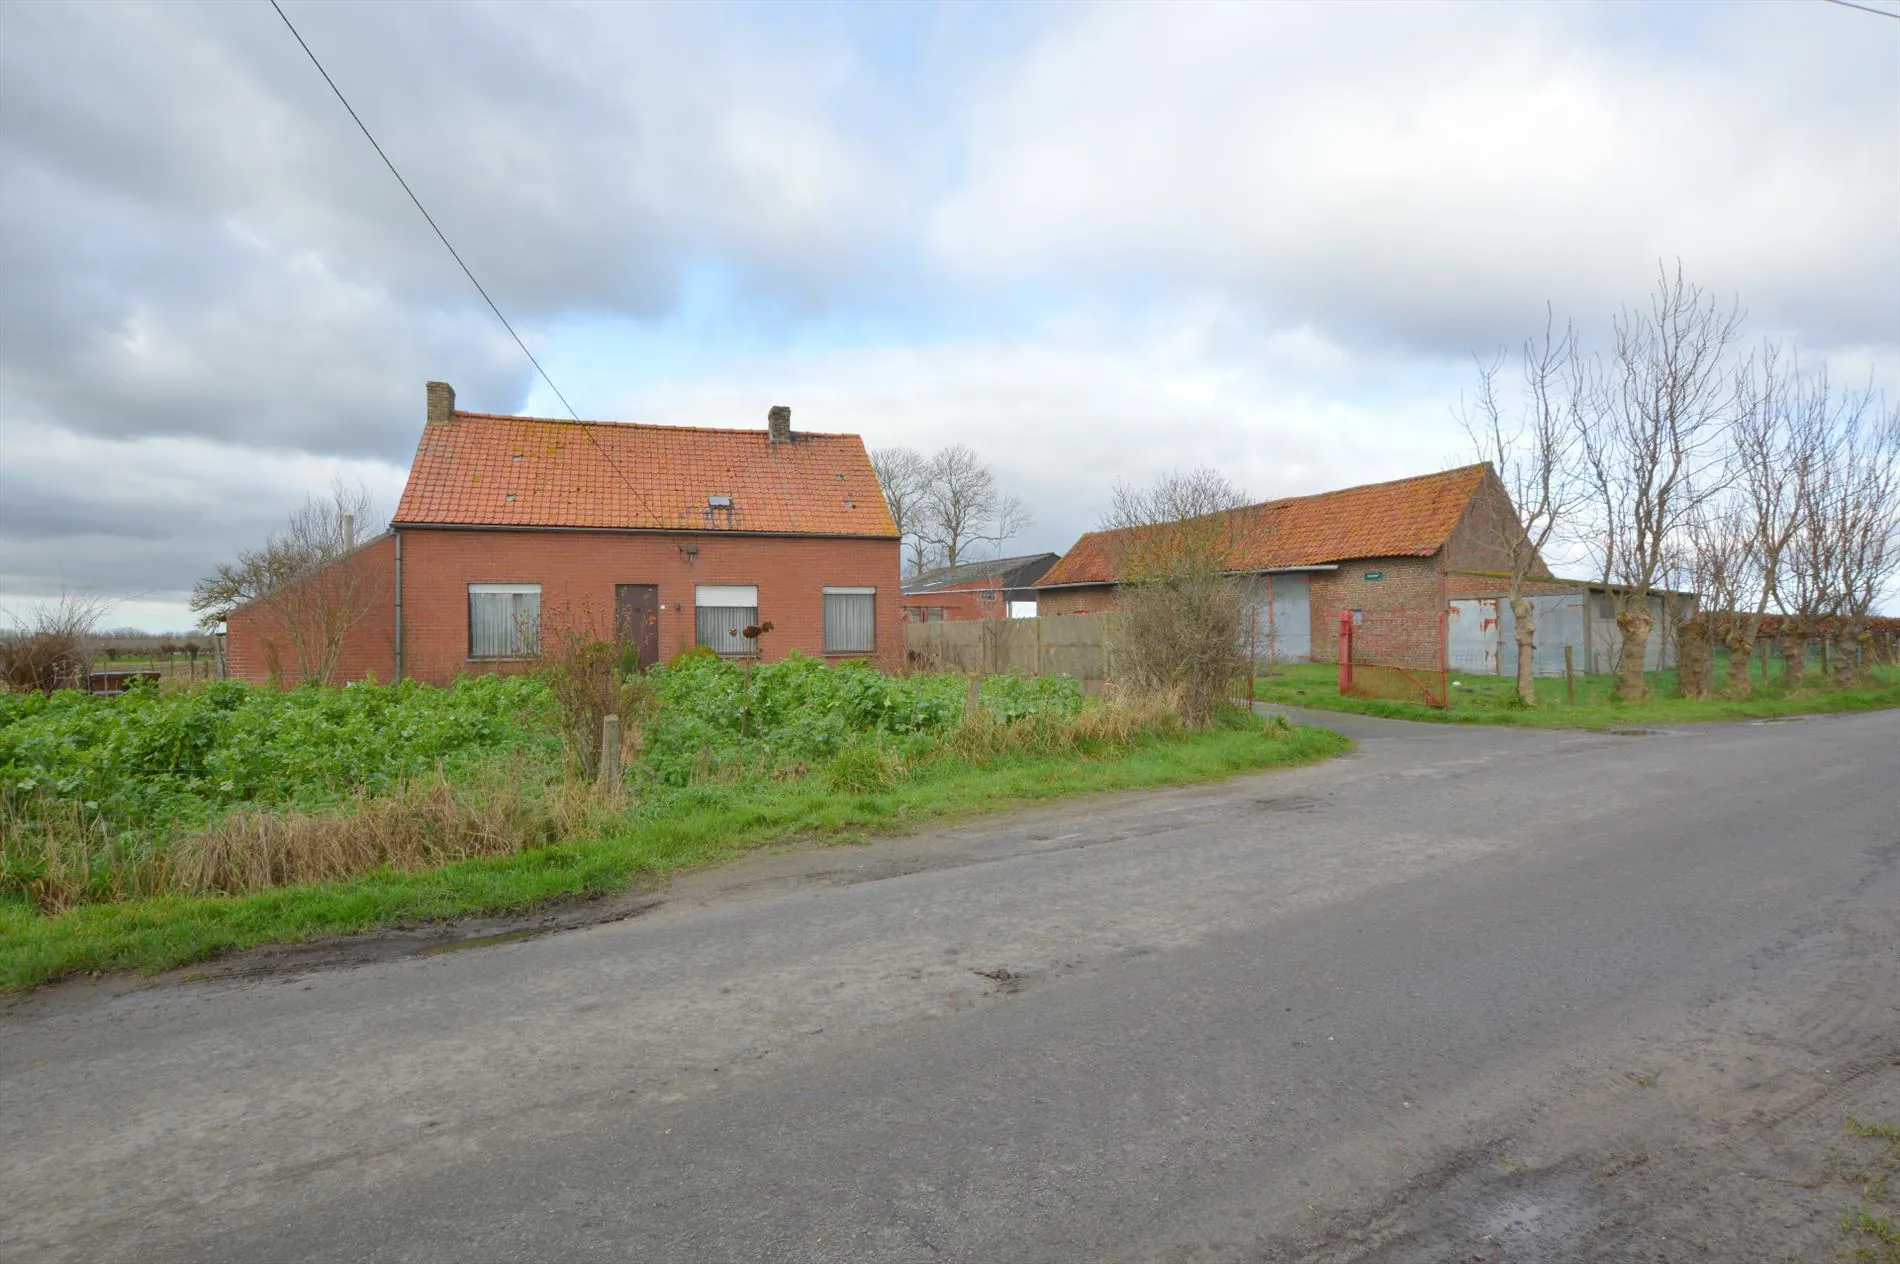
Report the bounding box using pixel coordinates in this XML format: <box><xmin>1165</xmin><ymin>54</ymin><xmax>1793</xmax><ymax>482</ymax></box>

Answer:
<box><xmin>767</xmin><ymin>405</ymin><xmax>792</xmax><ymax>444</ymax></box>
<box><xmin>426</xmin><ymin>380</ymin><xmax>456</xmax><ymax>423</ymax></box>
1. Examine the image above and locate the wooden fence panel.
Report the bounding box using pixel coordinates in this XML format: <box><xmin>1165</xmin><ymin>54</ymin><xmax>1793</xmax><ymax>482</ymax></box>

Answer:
<box><xmin>905</xmin><ymin>615</ymin><xmax>1108</xmax><ymax>689</ymax></box>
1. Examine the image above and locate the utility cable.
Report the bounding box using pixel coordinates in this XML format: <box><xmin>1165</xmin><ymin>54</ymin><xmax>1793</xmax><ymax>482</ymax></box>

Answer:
<box><xmin>268</xmin><ymin>0</ymin><xmax>667</xmax><ymax>526</ymax></box>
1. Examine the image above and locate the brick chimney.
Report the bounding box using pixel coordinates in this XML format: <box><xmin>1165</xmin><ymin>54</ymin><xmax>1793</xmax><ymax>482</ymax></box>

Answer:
<box><xmin>426</xmin><ymin>380</ymin><xmax>456</xmax><ymax>423</ymax></box>
<box><xmin>767</xmin><ymin>405</ymin><xmax>792</xmax><ymax>444</ymax></box>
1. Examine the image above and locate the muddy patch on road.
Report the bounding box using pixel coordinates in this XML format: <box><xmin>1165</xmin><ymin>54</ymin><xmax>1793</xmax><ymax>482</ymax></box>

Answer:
<box><xmin>1284</xmin><ymin>905</ymin><xmax>1900</xmax><ymax>1264</ymax></box>
<box><xmin>0</xmin><ymin>886</ymin><xmax>667</xmax><ymax>1019</ymax></box>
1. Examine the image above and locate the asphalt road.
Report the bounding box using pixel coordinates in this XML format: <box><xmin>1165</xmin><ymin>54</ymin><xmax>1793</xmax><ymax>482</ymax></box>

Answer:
<box><xmin>4</xmin><ymin>708</ymin><xmax>1897</xmax><ymax>1263</ymax></box>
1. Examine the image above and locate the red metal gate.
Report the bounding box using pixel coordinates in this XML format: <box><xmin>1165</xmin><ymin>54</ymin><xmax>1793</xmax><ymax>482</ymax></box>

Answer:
<box><xmin>1337</xmin><ymin>608</ymin><xmax>1449</xmax><ymax>707</ymax></box>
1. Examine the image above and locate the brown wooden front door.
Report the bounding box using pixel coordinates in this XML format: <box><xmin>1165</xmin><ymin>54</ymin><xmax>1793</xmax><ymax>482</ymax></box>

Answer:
<box><xmin>614</xmin><ymin>584</ymin><xmax>660</xmax><ymax>670</ymax></box>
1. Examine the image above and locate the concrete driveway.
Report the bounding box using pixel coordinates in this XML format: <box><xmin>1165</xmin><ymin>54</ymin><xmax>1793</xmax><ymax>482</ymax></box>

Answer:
<box><xmin>3</xmin><ymin>708</ymin><xmax>1896</xmax><ymax>1262</ymax></box>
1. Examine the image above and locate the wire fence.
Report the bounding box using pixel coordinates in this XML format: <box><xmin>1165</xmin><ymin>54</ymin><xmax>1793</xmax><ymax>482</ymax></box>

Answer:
<box><xmin>1342</xmin><ymin>609</ymin><xmax>1448</xmax><ymax>707</ymax></box>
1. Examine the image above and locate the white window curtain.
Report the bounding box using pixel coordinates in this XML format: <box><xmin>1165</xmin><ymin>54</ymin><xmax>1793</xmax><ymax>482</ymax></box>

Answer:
<box><xmin>823</xmin><ymin>588</ymin><xmax>876</xmax><ymax>654</ymax></box>
<box><xmin>695</xmin><ymin>585</ymin><xmax>759</xmax><ymax>654</ymax></box>
<box><xmin>468</xmin><ymin>584</ymin><xmax>541</xmax><ymax>658</ymax></box>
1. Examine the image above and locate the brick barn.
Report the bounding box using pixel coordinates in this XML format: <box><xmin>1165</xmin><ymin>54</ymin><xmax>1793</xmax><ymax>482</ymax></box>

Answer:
<box><xmin>224</xmin><ymin>383</ymin><xmax>902</xmax><ymax>686</ymax></box>
<box><xmin>1034</xmin><ymin>465</ymin><xmax>1558</xmax><ymax>664</ymax></box>
<box><xmin>900</xmin><ymin>553</ymin><xmax>1059</xmax><ymax>623</ymax></box>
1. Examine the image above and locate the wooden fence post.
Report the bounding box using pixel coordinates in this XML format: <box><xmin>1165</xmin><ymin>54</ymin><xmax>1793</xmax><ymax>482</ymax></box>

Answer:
<box><xmin>966</xmin><ymin>675</ymin><xmax>982</xmax><ymax>718</ymax></box>
<box><xmin>599</xmin><ymin>714</ymin><xmax>621</xmax><ymax>793</ymax></box>
<box><xmin>1564</xmin><ymin>645</ymin><xmax>1575</xmax><ymax>705</ymax></box>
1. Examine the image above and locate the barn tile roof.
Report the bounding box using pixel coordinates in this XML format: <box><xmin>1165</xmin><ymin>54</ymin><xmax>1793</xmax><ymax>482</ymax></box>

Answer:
<box><xmin>902</xmin><ymin>553</ymin><xmax>1060</xmax><ymax>595</ymax></box>
<box><xmin>392</xmin><ymin>411</ymin><xmax>898</xmax><ymax>538</ymax></box>
<box><xmin>1037</xmin><ymin>465</ymin><xmax>1492</xmax><ymax>588</ymax></box>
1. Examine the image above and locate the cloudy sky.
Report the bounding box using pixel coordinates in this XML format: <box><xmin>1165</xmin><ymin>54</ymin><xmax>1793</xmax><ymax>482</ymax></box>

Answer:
<box><xmin>2</xmin><ymin>0</ymin><xmax>1896</xmax><ymax>631</ymax></box>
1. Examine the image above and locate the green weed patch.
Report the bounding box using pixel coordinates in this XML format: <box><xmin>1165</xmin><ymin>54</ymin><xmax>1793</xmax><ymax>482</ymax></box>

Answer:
<box><xmin>0</xmin><ymin>657</ymin><xmax>1350</xmax><ymax>988</ymax></box>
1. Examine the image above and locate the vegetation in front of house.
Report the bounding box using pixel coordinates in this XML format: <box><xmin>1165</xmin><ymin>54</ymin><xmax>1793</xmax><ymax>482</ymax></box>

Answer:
<box><xmin>1252</xmin><ymin>657</ymin><xmax>1900</xmax><ymax>729</ymax></box>
<box><xmin>0</xmin><ymin>654</ymin><xmax>1349</xmax><ymax>988</ymax></box>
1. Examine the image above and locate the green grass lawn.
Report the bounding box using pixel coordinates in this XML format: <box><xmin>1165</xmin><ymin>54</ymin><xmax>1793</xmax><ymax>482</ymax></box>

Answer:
<box><xmin>0</xmin><ymin>717</ymin><xmax>1350</xmax><ymax>992</ymax></box>
<box><xmin>1251</xmin><ymin>656</ymin><xmax>1900</xmax><ymax>729</ymax></box>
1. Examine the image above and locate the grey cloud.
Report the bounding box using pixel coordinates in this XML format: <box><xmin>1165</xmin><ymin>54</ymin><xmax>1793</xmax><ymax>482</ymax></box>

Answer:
<box><xmin>0</xmin><ymin>421</ymin><xmax>408</xmax><ymax>616</ymax></box>
<box><xmin>929</xmin><ymin>4</ymin><xmax>1900</xmax><ymax>361</ymax></box>
<box><xmin>0</xmin><ymin>0</ymin><xmax>926</xmax><ymax>456</ymax></box>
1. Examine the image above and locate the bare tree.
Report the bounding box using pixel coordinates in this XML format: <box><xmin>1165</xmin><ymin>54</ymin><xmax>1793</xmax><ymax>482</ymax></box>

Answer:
<box><xmin>870</xmin><ymin>446</ymin><xmax>933</xmax><ymax>579</ymax></box>
<box><xmin>1778</xmin><ymin>455</ymin><xmax>1834</xmax><ymax>689</ymax></box>
<box><xmin>1461</xmin><ymin>310</ymin><xmax>1584</xmax><ymax>706</ymax></box>
<box><xmin>1672</xmin><ymin>499</ymin><xmax>1752</xmax><ymax>698</ymax></box>
<box><xmin>1577</xmin><ymin>263</ymin><xmax>1744</xmax><ymax>701</ymax></box>
<box><xmin>919</xmin><ymin>444</ymin><xmax>1032</xmax><ymax>570</ymax></box>
<box><xmin>191</xmin><ymin>481</ymin><xmax>383</xmax><ymax>686</ymax></box>
<box><xmin>1102</xmin><ymin>469</ymin><xmax>1251</xmax><ymax>729</ymax></box>
<box><xmin>1706</xmin><ymin>344</ymin><xmax>1827</xmax><ymax>695</ymax></box>
<box><xmin>0</xmin><ymin>590</ymin><xmax>115</xmax><ymax>692</ymax></box>
<box><xmin>1813</xmin><ymin>386</ymin><xmax>1900</xmax><ymax>686</ymax></box>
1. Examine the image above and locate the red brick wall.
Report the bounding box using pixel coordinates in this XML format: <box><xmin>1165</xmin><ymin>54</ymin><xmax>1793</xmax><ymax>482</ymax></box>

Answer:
<box><xmin>395</xmin><ymin>528</ymin><xmax>903</xmax><ymax>685</ymax></box>
<box><xmin>1306</xmin><ymin>555</ymin><xmax>1444</xmax><ymax>662</ymax></box>
<box><xmin>1441</xmin><ymin>468</ymin><xmax>1553</xmax><ymax>582</ymax></box>
<box><xmin>1035</xmin><ymin>586</ymin><xmax>1118</xmax><ymax>617</ymax></box>
<box><xmin>900</xmin><ymin>584</ymin><xmax>1008</xmax><ymax>623</ymax></box>
<box><xmin>225</xmin><ymin>536</ymin><xmax>398</xmax><ymax>686</ymax></box>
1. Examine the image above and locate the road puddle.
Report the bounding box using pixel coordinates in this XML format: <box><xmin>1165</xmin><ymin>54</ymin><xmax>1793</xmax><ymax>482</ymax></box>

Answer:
<box><xmin>417</xmin><ymin>928</ymin><xmax>550</xmax><ymax>956</ymax></box>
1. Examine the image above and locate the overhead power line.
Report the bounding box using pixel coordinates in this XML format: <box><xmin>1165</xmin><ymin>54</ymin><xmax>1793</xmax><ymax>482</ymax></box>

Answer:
<box><xmin>268</xmin><ymin>0</ymin><xmax>664</xmax><ymax>525</ymax></box>
<box><xmin>1821</xmin><ymin>0</ymin><xmax>1900</xmax><ymax>18</ymax></box>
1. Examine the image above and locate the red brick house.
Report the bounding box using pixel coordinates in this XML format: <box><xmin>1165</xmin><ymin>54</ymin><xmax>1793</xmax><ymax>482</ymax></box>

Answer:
<box><xmin>899</xmin><ymin>553</ymin><xmax>1059</xmax><ymax>623</ymax></box>
<box><xmin>1034</xmin><ymin>464</ymin><xmax>1555</xmax><ymax>663</ymax></box>
<box><xmin>225</xmin><ymin>383</ymin><xmax>901</xmax><ymax>685</ymax></box>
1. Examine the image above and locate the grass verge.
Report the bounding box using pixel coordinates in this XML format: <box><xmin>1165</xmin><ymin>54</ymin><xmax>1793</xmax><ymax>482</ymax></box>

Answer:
<box><xmin>1837</xmin><ymin>1116</ymin><xmax>1900</xmax><ymax>1264</ymax></box>
<box><xmin>1251</xmin><ymin>661</ymin><xmax>1900</xmax><ymax>729</ymax></box>
<box><xmin>0</xmin><ymin>718</ymin><xmax>1349</xmax><ymax>991</ymax></box>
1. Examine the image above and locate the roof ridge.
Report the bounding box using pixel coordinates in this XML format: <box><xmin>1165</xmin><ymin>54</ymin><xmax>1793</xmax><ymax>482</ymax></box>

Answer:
<box><xmin>1062</xmin><ymin>466</ymin><xmax>1489</xmax><ymax>544</ymax></box>
<box><xmin>1034</xmin><ymin>464</ymin><xmax>1494</xmax><ymax>589</ymax></box>
<box><xmin>907</xmin><ymin>552</ymin><xmax>1059</xmax><ymax>589</ymax></box>
<box><xmin>1243</xmin><ymin>463</ymin><xmax>1488</xmax><ymax>513</ymax></box>
<box><xmin>446</xmin><ymin>410</ymin><xmax>860</xmax><ymax>438</ymax></box>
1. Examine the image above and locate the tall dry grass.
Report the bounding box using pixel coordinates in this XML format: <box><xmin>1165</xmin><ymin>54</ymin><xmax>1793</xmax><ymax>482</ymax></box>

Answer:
<box><xmin>939</xmin><ymin>687</ymin><xmax>1183</xmax><ymax>762</ymax></box>
<box><xmin>2</xmin><ymin>769</ymin><xmax>608</xmax><ymax>912</ymax></box>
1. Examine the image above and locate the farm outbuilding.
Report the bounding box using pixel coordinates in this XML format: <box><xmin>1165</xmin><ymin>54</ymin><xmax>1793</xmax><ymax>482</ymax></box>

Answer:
<box><xmin>900</xmin><ymin>553</ymin><xmax>1059</xmax><ymax>623</ymax></box>
<box><xmin>1446</xmin><ymin>587</ymin><xmax>1691</xmax><ymax>678</ymax></box>
<box><xmin>1036</xmin><ymin>465</ymin><xmax>1692</xmax><ymax>677</ymax></box>
<box><xmin>1037</xmin><ymin>465</ymin><xmax>1538</xmax><ymax>665</ymax></box>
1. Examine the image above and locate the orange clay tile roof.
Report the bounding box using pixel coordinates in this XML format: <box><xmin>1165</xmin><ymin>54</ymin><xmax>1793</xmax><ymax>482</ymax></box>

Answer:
<box><xmin>1037</xmin><ymin>464</ymin><xmax>1492</xmax><ymax>587</ymax></box>
<box><xmin>391</xmin><ymin>411</ymin><xmax>898</xmax><ymax>538</ymax></box>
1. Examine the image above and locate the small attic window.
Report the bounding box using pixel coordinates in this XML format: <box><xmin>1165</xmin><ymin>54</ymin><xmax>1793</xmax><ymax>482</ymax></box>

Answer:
<box><xmin>511</xmin><ymin>453</ymin><xmax>522</xmax><ymax>462</ymax></box>
<box><xmin>708</xmin><ymin>495</ymin><xmax>733</xmax><ymax>509</ymax></box>
<box><xmin>505</xmin><ymin>493</ymin><xmax>517</xmax><ymax>502</ymax></box>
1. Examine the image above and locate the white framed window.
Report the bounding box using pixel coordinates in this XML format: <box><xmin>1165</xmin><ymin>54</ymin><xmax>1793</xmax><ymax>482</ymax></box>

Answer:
<box><xmin>823</xmin><ymin>587</ymin><xmax>876</xmax><ymax>654</ymax></box>
<box><xmin>468</xmin><ymin>583</ymin><xmax>541</xmax><ymax>658</ymax></box>
<box><xmin>695</xmin><ymin>584</ymin><xmax>759</xmax><ymax>654</ymax></box>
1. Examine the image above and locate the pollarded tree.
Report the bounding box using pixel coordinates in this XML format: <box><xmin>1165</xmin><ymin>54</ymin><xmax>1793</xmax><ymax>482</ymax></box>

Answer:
<box><xmin>1461</xmin><ymin>310</ymin><xmax>1585</xmax><ymax>706</ymax></box>
<box><xmin>1577</xmin><ymin>263</ymin><xmax>1744</xmax><ymax>701</ymax></box>
<box><xmin>1708</xmin><ymin>344</ymin><xmax>1826</xmax><ymax>695</ymax></box>
<box><xmin>1813</xmin><ymin>387</ymin><xmax>1900</xmax><ymax>686</ymax></box>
